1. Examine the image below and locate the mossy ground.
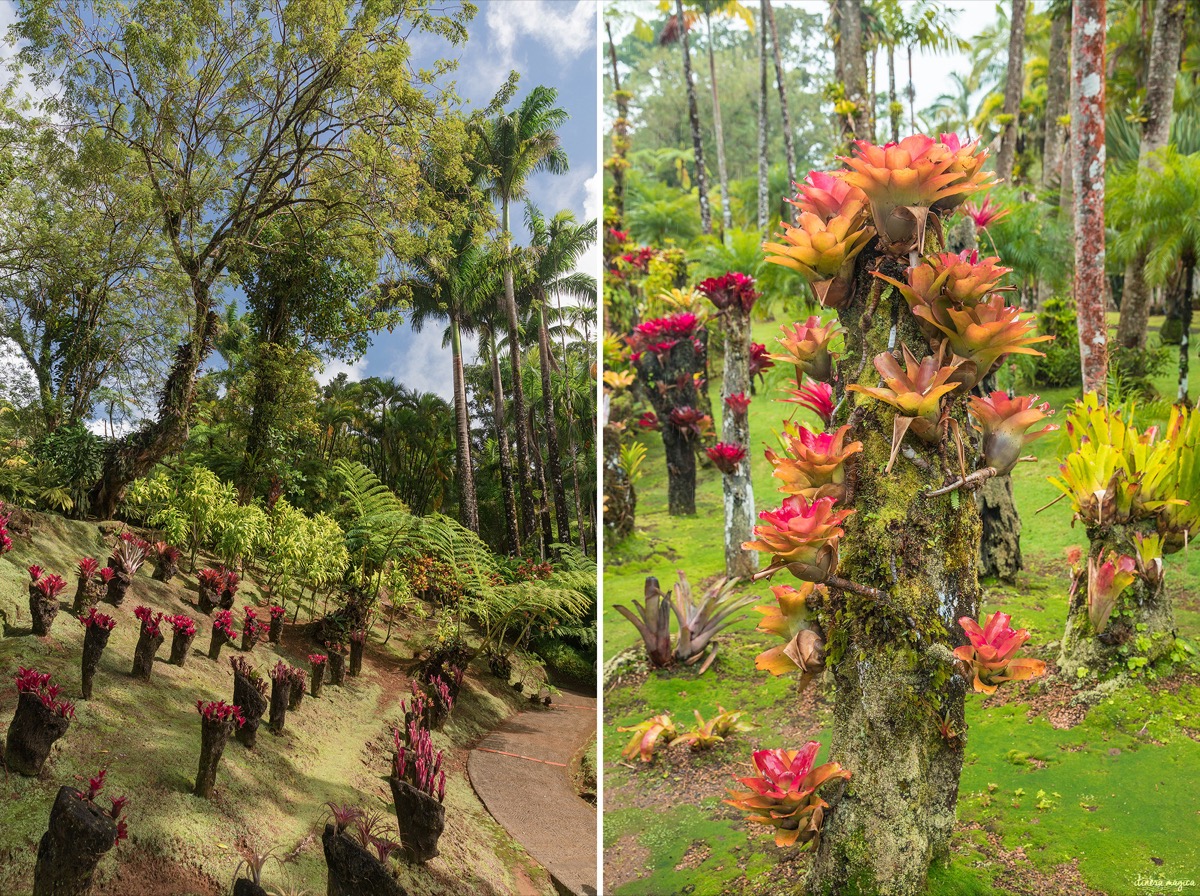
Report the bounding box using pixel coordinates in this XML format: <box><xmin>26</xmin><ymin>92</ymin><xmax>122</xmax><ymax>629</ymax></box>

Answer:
<box><xmin>603</xmin><ymin>315</ymin><xmax>1200</xmax><ymax>895</ymax></box>
<box><xmin>0</xmin><ymin>513</ymin><xmax>554</xmax><ymax>896</ymax></box>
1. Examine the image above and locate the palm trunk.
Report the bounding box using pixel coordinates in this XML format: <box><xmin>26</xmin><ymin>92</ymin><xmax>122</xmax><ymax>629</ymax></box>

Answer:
<box><xmin>996</xmin><ymin>0</ymin><xmax>1028</xmax><ymax>184</ymax></box>
<box><xmin>487</xmin><ymin>325</ymin><xmax>520</xmax><ymax>553</ymax></box>
<box><xmin>721</xmin><ymin>310</ymin><xmax>757</xmax><ymax>579</ymax></box>
<box><xmin>526</xmin><ymin>409</ymin><xmax>553</xmax><ymax>559</ymax></box>
<box><xmin>1179</xmin><ymin>259</ymin><xmax>1194</xmax><ymax>404</ymax></box>
<box><xmin>536</xmin><ymin>300</ymin><xmax>571</xmax><ymax>546</ymax></box>
<box><xmin>449</xmin><ymin>313</ymin><xmax>479</xmax><ymax>533</ymax></box>
<box><xmin>1042</xmin><ymin>8</ymin><xmax>1070</xmax><ymax>190</ymax></box>
<box><xmin>887</xmin><ymin>44</ymin><xmax>900</xmax><ymax>143</ymax></box>
<box><xmin>557</xmin><ymin>296</ymin><xmax>590</xmax><ymax>555</ymax></box>
<box><xmin>1071</xmin><ymin>0</ymin><xmax>1109</xmax><ymax>397</ymax></box>
<box><xmin>677</xmin><ymin>0</ymin><xmax>712</xmax><ymax>235</ymax></box>
<box><xmin>765</xmin><ymin>0</ymin><xmax>797</xmax><ymax>222</ymax></box>
<box><xmin>1115</xmin><ymin>0</ymin><xmax>1185</xmax><ymax>351</ymax></box>
<box><xmin>757</xmin><ymin>0</ymin><xmax>769</xmax><ymax>231</ymax></box>
<box><xmin>501</xmin><ymin>201</ymin><xmax>535</xmax><ymax>545</ymax></box>
<box><xmin>832</xmin><ymin>0</ymin><xmax>871</xmax><ymax>150</ymax></box>
<box><xmin>704</xmin><ymin>12</ymin><xmax>732</xmax><ymax>235</ymax></box>
<box><xmin>607</xmin><ymin>21</ymin><xmax>631</xmax><ymax>228</ymax></box>
<box><xmin>907</xmin><ymin>46</ymin><xmax>915</xmax><ymax>133</ymax></box>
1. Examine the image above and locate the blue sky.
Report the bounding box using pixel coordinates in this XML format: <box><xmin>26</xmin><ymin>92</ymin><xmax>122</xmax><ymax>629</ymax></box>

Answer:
<box><xmin>320</xmin><ymin>0</ymin><xmax>601</xmax><ymax>398</ymax></box>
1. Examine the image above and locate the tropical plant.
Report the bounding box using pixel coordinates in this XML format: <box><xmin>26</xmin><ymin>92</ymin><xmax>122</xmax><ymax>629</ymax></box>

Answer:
<box><xmin>672</xmin><ymin>706</ymin><xmax>753</xmax><ymax>750</ymax></box>
<box><xmin>618</xmin><ymin>713</ymin><xmax>678</xmax><ymax>762</ymax></box>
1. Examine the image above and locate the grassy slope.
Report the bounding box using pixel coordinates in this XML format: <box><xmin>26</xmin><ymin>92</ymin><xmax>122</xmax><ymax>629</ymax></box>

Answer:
<box><xmin>0</xmin><ymin>513</ymin><xmax>554</xmax><ymax>896</ymax></box>
<box><xmin>603</xmin><ymin>314</ymin><xmax>1200</xmax><ymax>895</ymax></box>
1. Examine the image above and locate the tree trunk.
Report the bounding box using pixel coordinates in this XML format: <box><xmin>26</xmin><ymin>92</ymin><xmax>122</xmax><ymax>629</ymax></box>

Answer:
<box><xmin>807</xmin><ymin>243</ymin><xmax>981</xmax><ymax>895</ymax></box>
<box><xmin>887</xmin><ymin>45</ymin><xmax>900</xmax><ymax>143</ymax></box>
<box><xmin>487</xmin><ymin>325</ymin><xmax>520</xmax><ymax>553</ymax></box>
<box><xmin>449</xmin><ymin>313</ymin><xmax>479</xmax><ymax>533</ymax></box>
<box><xmin>705</xmin><ymin>12</ymin><xmax>732</xmax><ymax>234</ymax></box>
<box><xmin>1179</xmin><ymin>260</ymin><xmax>1194</xmax><ymax>404</ymax></box>
<box><xmin>32</xmin><ymin>787</ymin><xmax>118</xmax><ymax>896</ymax></box>
<box><xmin>1042</xmin><ymin>8</ymin><xmax>1071</xmax><ymax>190</ymax></box>
<box><xmin>5</xmin><ymin>693</ymin><xmax>71</xmax><ymax>776</ymax></box>
<box><xmin>269</xmin><ymin>675</ymin><xmax>290</xmax><ymax>734</ymax></box>
<box><xmin>536</xmin><ymin>301</ymin><xmax>571</xmax><ymax>546</ymax></box>
<box><xmin>322</xmin><ymin>824</ymin><xmax>407</xmax><ymax>895</ymax></box>
<box><xmin>1115</xmin><ymin>0</ymin><xmax>1185</xmax><ymax>351</ymax></box>
<box><xmin>602</xmin><ymin>425</ymin><xmax>636</xmax><ymax>539</ymax></box>
<box><xmin>976</xmin><ymin>474</ymin><xmax>1022</xmax><ymax>582</ymax></box>
<box><xmin>757</xmin><ymin>2</ymin><xmax>769</xmax><ymax>232</ymax></box>
<box><xmin>677</xmin><ymin>0</ymin><xmax>713</xmax><ymax>235</ymax></box>
<box><xmin>130</xmin><ymin>628</ymin><xmax>164</xmax><ymax>681</ymax></box>
<box><xmin>89</xmin><ymin>300</ymin><xmax>217</xmax><ymax>519</ymax></box>
<box><xmin>1058</xmin><ymin>523</ymin><xmax>1175</xmax><ymax>677</ymax></box>
<box><xmin>1071</xmin><ymin>0</ymin><xmax>1109</xmax><ymax>397</ymax></box>
<box><xmin>194</xmin><ymin>717</ymin><xmax>233</xmax><ymax>798</ymax></box>
<box><xmin>722</xmin><ymin>311</ymin><xmax>757</xmax><ymax>579</ymax></box>
<box><xmin>765</xmin><ymin>0</ymin><xmax>797</xmax><ymax>221</ymax></box>
<box><xmin>831</xmin><ymin>0</ymin><xmax>871</xmax><ymax>150</ymax></box>
<box><xmin>501</xmin><ymin>203</ymin><xmax>535</xmax><ymax>547</ymax></box>
<box><xmin>996</xmin><ymin>0</ymin><xmax>1028</xmax><ymax>184</ymax></box>
<box><xmin>389</xmin><ymin>778</ymin><xmax>446</xmax><ymax>864</ymax></box>
<box><xmin>80</xmin><ymin>626</ymin><xmax>111</xmax><ymax>700</ymax></box>
<box><xmin>636</xmin><ymin>339</ymin><xmax>701</xmax><ymax>516</ymax></box>
<box><xmin>607</xmin><ymin>21</ymin><xmax>630</xmax><ymax>227</ymax></box>
<box><xmin>232</xmin><ymin>670</ymin><xmax>268</xmax><ymax>748</ymax></box>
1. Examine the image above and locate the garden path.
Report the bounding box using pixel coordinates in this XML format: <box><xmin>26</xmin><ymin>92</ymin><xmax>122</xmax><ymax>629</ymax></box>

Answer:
<box><xmin>468</xmin><ymin>689</ymin><xmax>598</xmax><ymax>896</ymax></box>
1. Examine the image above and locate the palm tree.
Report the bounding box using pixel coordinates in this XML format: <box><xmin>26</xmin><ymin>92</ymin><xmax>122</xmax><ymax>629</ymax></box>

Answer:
<box><xmin>995</xmin><ymin>0</ymin><xmax>1028</xmax><ymax>183</ymax></box>
<box><xmin>475</xmin><ymin>308</ymin><xmax>521</xmax><ymax>555</ymax></box>
<box><xmin>663</xmin><ymin>0</ymin><xmax>713</xmax><ymax>233</ymax></box>
<box><xmin>763</xmin><ymin>0</ymin><xmax>797</xmax><ymax>218</ymax></box>
<box><xmin>520</xmin><ymin>205</ymin><xmax>598</xmax><ymax>549</ymax></box>
<box><xmin>902</xmin><ymin>1</ymin><xmax>967</xmax><ymax>133</ymax></box>
<box><xmin>396</xmin><ymin>226</ymin><xmax>496</xmax><ymax>533</ymax></box>
<box><xmin>476</xmin><ymin>85</ymin><xmax>570</xmax><ymax>550</ymax></box>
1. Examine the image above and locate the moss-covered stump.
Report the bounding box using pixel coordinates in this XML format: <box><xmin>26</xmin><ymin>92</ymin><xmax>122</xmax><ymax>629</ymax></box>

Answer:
<box><xmin>802</xmin><ymin>249</ymin><xmax>982</xmax><ymax>896</ymax></box>
<box><xmin>389</xmin><ymin>777</ymin><xmax>445</xmax><ymax>864</ymax></box>
<box><xmin>635</xmin><ymin>337</ymin><xmax>701</xmax><ymax>516</ymax></box>
<box><xmin>5</xmin><ymin>693</ymin><xmax>72</xmax><ymax>776</ymax></box>
<box><xmin>32</xmin><ymin>786</ymin><xmax>118</xmax><ymax>896</ymax></box>
<box><xmin>231</xmin><ymin>879</ymin><xmax>268</xmax><ymax>896</ymax></box>
<box><xmin>193</xmin><ymin>717</ymin><xmax>234</xmax><ymax>799</ymax></box>
<box><xmin>130</xmin><ymin>628</ymin><xmax>164</xmax><ymax>682</ymax></box>
<box><xmin>80</xmin><ymin>627</ymin><xmax>112</xmax><ymax>700</ymax></box>
<box><xmin>322</xmin><ymin>823</ymin><xmax>407</xmax><ymax>896</ymax></box>
<box><xmin>1058</xmin><ymin>524</ymin><xmax>1176</xmax><ymax>679</ymax></box>
<box><xmin>29</xmin><ymin>586</ymin><xmax>60</xmax><ymax>636</ymax></box>
<box><xmin>232</xmin><ymin>667</ymin><xmax>268</xmax><ymax>749</ymax></box>
<box><xmin>603</xmin><ymin>424</ymin><xmax>637</xmax><ymax>539</ymax></box>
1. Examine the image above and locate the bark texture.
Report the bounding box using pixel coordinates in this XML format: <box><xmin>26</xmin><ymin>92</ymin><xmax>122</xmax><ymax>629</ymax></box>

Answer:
<box><xmin>168</xmin><ymin>630</ymin><xmax>195</xmax><ymax>666</ymax></box>
<box><xmin>269</xmin><ymin>676</ymin><xmax>290</xmax><ymax>735</ymax></box>
<box><xmin>1115</xmin><ymin>0</ymin><xmax>1185</xmax><ymax>350</ymax></box>
<box><xmin>831</xmin><ymin>0</ymin><xmax>871</xmax><ymax>149</ymax></box>
<box><xmin>233</xmin><ymin>670</ymin><xmax>268</xmax><ymax>749</ymax></box>
<box><xmin>1071</xmin><ymin>0</ymin><xmax>1109</xmax><ymax>396</ymax></box>
<box><xmin>765</xmin><ymin>0</ymin><xmax>797</xmax><ymax>218</ymax></box>
<box><xmin>705</xmin><ymin>12</ymin><xmax>732</xmax><ymax>233</ymax></box>
<box><xmin>757</xmin><ymin>2</ymin><xmax>770</xmax><ymax>231</ymax></box>
<box><xmin>449</xmin><ymin>314</ymin><xmax>479</xmax><ymax>533</ymax></box>
<box><xmin>501</xmin><ymin>204</ymin><xmax>536</xmax><ymax>549</ymax></box>
<box><xmin>194</xmin><ymin>718</ymin><xmax>233</xmax><ymax>798</ymax></box>
<box><xmin>996</xmin><ymin>0</ymin><xmax>1028</xmax><ymax>183</ymax></box>
<box><xmin>5</xmin><ymin>693</ymin><xmax>71</xmax><ymax>776</ymax></box>
<box><xmin>975</xmin><ymin>474</ymin><xmax>1022</xmax><ymax>583</ymax></box>
<box><xmin>32</xmin><ymin>787</ymin><xmax>118</xmax><ymax>896</ymax></box>
<box><xmin>602</xmin><ymin>425</ymin><xmax>637</xmax><ymax>538</ymax></box>
<box><xmin>322</xmin><ymin>824</ymin><xmax>407</xmax><ymax>895</ymax></box>
<box><xmin>29</xmin><ymin>586</ymin><xmax>59</xmax><ymax>637</ymax></box>
<box><xmin>636</xmin><ymin>339</ymin><xmax>701</xmax><ymax>515</ymax></box>
<box><xmin>80</xmin><ymin>627</ymin><xmax>111</xmax><ymax>700</ymax></box>
<box><xmin>1042</xmin><ymin>8</ymin><xmax>1071</xmax><ymax>190</ymax></box>
<box><xmin>721</xmin><ymin>311</ymin><xmax>757</xmax><ymax>578</ymax></box>
<box><xmin>328</xmin><ymin>650</ymin><xmax>347</xmax><ymax>686</ymax></box>
<box><xmin>389</xmin><ymin>778</ymin><xmax>445</xmax><ymax>864</ymax></box>
<box><xmin>130</xmin><ymin>628</ymin><xmax>164</xmax><ymax>681</ymax></box>
<box><xmin>805</xmin><ymin>243</ymin><xmax>981</xmax><ymax>895</ymax></box>
<box><xmin>677</xmin><ymin>0</ymin><xmax>712</xmax><ymax>234</ymax></box>
<box><xmin>487</xmin><ymin>325</ymin><xmax>520</xmax><ymax>553</ymax></box>
<box><xmin>536</xmin><ymin>302</ymin><xmax>571</xmax><ymax>546</ymax></box>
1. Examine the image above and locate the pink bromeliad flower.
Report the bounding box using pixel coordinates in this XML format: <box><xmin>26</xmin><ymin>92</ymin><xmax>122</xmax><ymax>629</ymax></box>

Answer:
<box><xmin>954</xmin><ymin>611</ymin><xmax>1046</xmax><ymax>695</ymax></box>
<box><xmin>784</xmin><ymin>380</ymin><xmax>836</xmax><ymax>428</ymax></box>
<box><xmin>724</xmin><ymin>392</ymin><xmax>751</xmax><ymax>417</ymax></box>
<box><xmin>706</xmin><ymin>442</ymin><xmax>748</xmax><ymax>475</ymax></box>
<box><xmin>963</xmin><ymin>196</ymin><xmax>1010</xmax><ymax>229</ymax></box>
<box><xmin>744</xmin><ymin>495</ymin><xmax>853</xmax><ymax>583</ymax></box>
<box><xmin>749</xmin><ymin>343</ymin><xmax>774</xmax><ymax>382</ymax></box>
<box><xmin>697</xmin><ymin>271</ymin><xmax>760</xmax><ymax>314</ymax></box>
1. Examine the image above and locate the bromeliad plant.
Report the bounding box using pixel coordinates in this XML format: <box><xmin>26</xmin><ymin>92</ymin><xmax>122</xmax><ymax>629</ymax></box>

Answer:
<box><xmin>194</xmin><ymin>700</ymin><xmax>245</xmax><ymax>798</ymax></box>
<box><xmin>208</xmin><ymin>609</ymin><xmax>238</xmax><ymax>661</ymax></box>
<box><xmin>230</xmin><ymin>656</ymin><xmax>269</xmax><ymax>748</ymax></box>
<box><xmin>73</xmin><ymin>557</ymin><xmax>103</xmax><ymax>615</ymax></box>
<box><xmin>745</xmin><ymin>135</ymin><xmax>1055</xmax><ymax>891</ymax></box>
<box><xmin>1049</xmin><ymin>396</ymin><xmax>1200</xmax><ymax>675</ymax></box>
<box><xmin>954</xmin><ymin>611</ymin><xmax>1047</xmax><ymax>695</ymax></box>
<box><xmin>614</xmin><ymin>572</ymin><xmax>756</xmax><ymax>669</ymax></box>
<box><xmin>105</xmin><ymin>536</ymin><xmax>145</xmax><ymax>607</ymax></box>
<box><xmin>390</xmin><ymin>711</ymin><xmax>446</xmax><ymax>863</ymax></box>
<box><xmin>130</xmin><ymin>606</ymin><xmax>165</xmax><ymax>681</ymax></box>
<box><xmin>32</xmin><ymin>768</ymin><xmax>129</xmax><ymax>896</ymax></box>
<box><xmin>725</xmin><ymin>742</ymin><xmax>852</xmax><ymax>850</ymax></box>
<box><xmin>672</xmin><ymin>706</ymin><xmax>753</xmax><ymax>751</ymax></box>
<box><xmin>151</xmin><ymin>542</ymin><xmax>181</xmax><ymax>582</ymax></box>
<box><xmin>79</xmin><ymin>609</ymin><xmax>117</xmax><ymax>699</ymax></box>
<box><xmin>7</xmin><ymin>667</ymin><xmax>75</xmax><ymax>776</ymax></box>
<box><xmin>617</xmin><ymin>713</ymin><xmax>678</xmax><ymax>762</ymax></box>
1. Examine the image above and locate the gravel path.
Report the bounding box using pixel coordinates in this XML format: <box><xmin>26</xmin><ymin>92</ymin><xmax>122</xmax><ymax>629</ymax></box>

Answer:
<box><xmin>468</xmin><ymin>691</ymin><xmax>598</xmax><ymax>896</ymax></box>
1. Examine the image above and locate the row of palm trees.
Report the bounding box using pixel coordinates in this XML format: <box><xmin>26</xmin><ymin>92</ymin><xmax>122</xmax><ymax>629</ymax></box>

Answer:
<box><xmin>398</xmin><ymin>87</ymin><xmax>597</xmax><ymax>557</ymax></box>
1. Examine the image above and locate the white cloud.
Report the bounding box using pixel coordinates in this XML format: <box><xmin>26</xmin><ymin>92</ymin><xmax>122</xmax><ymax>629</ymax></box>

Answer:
<box><xmin>578</xmin><ymin>169</ymin><xmax>603</xmax><ymax>283</ymax></box>
<box><xmin>316</xmin><ymin>356</ymin><xmax>368</xmax><ymax>387</ymax></box>
<box><xmin>485</xmin><ymin>0</ymin><xmax>595</xmax><ymax>65</ymax></box>
<box><xmin>0</xmin><ymin>337</ymin><xmax>36</xmax><ymax>407</ymax></box>
<box><xmin>383</xmin><ymin>330</ymin><xmax>480</xmax><ymax>401</ymax></box>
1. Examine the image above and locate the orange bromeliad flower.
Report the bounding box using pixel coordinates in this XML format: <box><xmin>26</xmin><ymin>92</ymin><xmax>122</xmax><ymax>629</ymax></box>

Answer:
<box><xmin>787</xmin><ymin>170</ymin><xmax>868</xmax><ymax>222</ymax></box>
<box><xmin>743</xmin><ymin>495</ymin><xmax>853</xmax><ymax>583</ymax></box>
<box><xmin>763</xmin><ymin>210</ymin><xmax>871</xmax><ymax>308</ymax></box>
<box><xmin>765</xmin><ymin>424</ymin><xmax>862</xmax><ymax>502</ymax></box>
<box><xmin>920</xmin><ymin>294</ymin><xmax>1052</xmax><ymax>375</ymax></box>
<box><xmin>954</xmin><ymin>611</ymin><xmax>1046</xmax><ymax>695</ymax></box>
<box><xmin>874</xmin><ymin>250</ymin><xmax>1013</xmax><ymax>338</ymax></box>
<box><xmin>753</xmin><ymin>583</ymin><xmax>826</xmax><ymax>678</ymax></box>
<box><xmin>725</xmin><ymin>743</ymin><xmax>851</xmax><ymax>849</ymax></box>
<box><xmin>768</xmin><ymin>317</ymin><xmax>845</xmax><ymax>382</ymax></box>
<box><xmin>847</xmin><ymin>347</ymin><xmax>961</xmax><ymax>430</ymax></box>
<box><xmin>967</xmin><ymin>392</ymin><xmax>1057</xmax><ymax>476</ymax></box>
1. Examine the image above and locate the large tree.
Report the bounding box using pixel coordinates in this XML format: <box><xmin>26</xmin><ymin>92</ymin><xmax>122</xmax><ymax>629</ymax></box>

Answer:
<box><xmin>15</xmin><ymin>0</ymin><xmax>474</xmax><ymax>518</ymax></box>
<box><xmin>995</xmin><ymin>0</ymin><xmax>1028</xmax><ymax>183</ymax></box>
<box><xmin>476</xmin><ymin>85</ymin><xmax>570</xmax><ymax>551</ymax></box>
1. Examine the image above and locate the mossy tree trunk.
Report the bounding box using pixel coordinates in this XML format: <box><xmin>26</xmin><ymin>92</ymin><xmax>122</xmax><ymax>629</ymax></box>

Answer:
<box><xmin>806</xmin><ymin>246</ymin><xmax>982</xmax><ymax>896</ymax></box>
<box><xmin>720</xmin><ymin>310</ymin><xmax>757</xmax><ymax>578</ymax></box>
<box><xmin>975</xmin><ymin>474</ymin><xmax>1022</xmax><ymax>583</ymax></box>
<box><xmin>636</xmin><ymin>339</ymin><xmax>701</xmax><ymax>515</ymax></box>
<box><xmin>1057</xmin><ymin>523</ymin><xmax>1175</xmax><ymax>678</ymax></box>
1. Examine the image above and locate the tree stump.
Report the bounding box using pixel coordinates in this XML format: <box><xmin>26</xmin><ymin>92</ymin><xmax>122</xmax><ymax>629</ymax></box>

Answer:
<box><xmin>32</xmin><ymin>786</ymin><xmax>118</xmax><ymax>896</ymax></box>
<box><xmin>328</xmin><ymin>651</ymin><xmax>346</xmax><ymax>686</ymax></box>
<box><xmin>269</xmin><ymin>676</ymin><xmax>290</xmax><ymax>735</ymax></box>
<box><xmin>232</xmin><ymin>669</ymin><xmax>268</xmax><ymax>749</ymax></box>
<box><xmin>80</xmin><ymin>627</ymin><xmax>112</xmax><ymax>700</ymax></box>
<box><xmin>321</xmin><ymin>824</ymin><xmax>407</xmax><ymax>895</ymax></box>
<box><xmin>130</xmin><ymin>629</ymin><xmax>164</xmax><ymax>681</ymax></box>
<box><xmin>5</xmin><ymin>693</ymin><xmax>71</xmax><ymax>776</ymax></box>
<box><xmin>29</xmin><ymin>586</ymin><xmax>60</xmax><ymax>637</ymax></box>
<box><xmin>194</xmin><ymin>717</ymin><xmax>234</xmax><ymax>799</ymax></box>
<box><xmin>389</xmin><ymin>777</ymin><xmax>445</xmax><ymax>864</ymax></box>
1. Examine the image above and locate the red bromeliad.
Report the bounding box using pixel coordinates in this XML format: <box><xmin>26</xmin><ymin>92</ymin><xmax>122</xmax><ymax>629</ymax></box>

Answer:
<box><xmin>79</xmin><ymin>608</ymin><xmax>116</xmax><ymax>631</ymax></box>
<box><xmin>15</xmin><ymin>667</ymin><xmax>75</xmax><ymax>719</ymax></box>
<box><xmin>166</xmin><ymin>614</ymin><xmax>197</xmax><ymax>637</ymax></box>
<box><xmin>744</xmin><ymin>495</ymin><xmax>853</xmax><ymax>583</ymax></box>
<box><xmin>954</xmin><ymin>611</ymin><xmax>1047</xmax><ymax>695</ymax></box>
<box><xmin>725</xmin><ymin>743</ymin><xmax>852</xmax><ymax>849</ymax></box>
<box><xmin>706</xmin><ymin>442</ymin><xmax>747</xmax><ymax>475</ymax></box>
<box><xmin>724</xmin><ymin>392</ymin><xmax>751</xmax><ymax>417</ymax></box>
<box><xmin>196</xmin><ymin>699</ymin><xmax>246</xmax><ymax>728</ymax></box>
<box><xmin>783</xmin><ymin>380</ymin><xmax>835</xmax><ymax>428</ymax></box>
<box><xmin>32</xmin><ymin>574</ymin><xmax>67</xmax><ymax>600</ymax></box>
<box><xmin>749</xmin><ymin>343</ymin><xmax>773</xmax><ymax>383</ymax></box>
<box><xmin>213</xmin><ymin>610</ymin><xmax>238</xmax><ymax>640</ymax></box>
<box><xmin>133</xmin><ymin>605</ymin><xmax>164</xmax><ymax>638</ymax></box>
<box><xmin>765</xmin><ymin>424</ymin><xmax>862</xmax><ymax>503</ymax></box>
<box><xmin>1086</xmin><ymin>552</ymin><xmax>1138</xmax><ymax>635</ymax></box>
<box><xmin>697</xmin><ymin>271</ymin><xmax>760</xmax><ymax>314</ymax></box>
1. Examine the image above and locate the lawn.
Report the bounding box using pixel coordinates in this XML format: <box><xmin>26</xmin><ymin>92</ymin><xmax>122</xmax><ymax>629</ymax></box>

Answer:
<box><xmin>602</xmin><ymin>313</ymin><xmax>1200</xmax><ymax>896</ymax></box>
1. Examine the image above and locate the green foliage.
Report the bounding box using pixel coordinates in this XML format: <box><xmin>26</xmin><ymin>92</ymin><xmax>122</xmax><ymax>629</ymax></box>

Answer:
<box><xmin>28</xmin><ymin>423</ymin><xmax>105</xmax><ymax>514</ymax></box>
<box><xmin>1009</xmin><ymin>297</ymin><xmax>1081</xmax><ymax>391</ymax></box>
<box><xmin>973</xmin><ymin>186</ymin><xmax>1071</xmax><ymax>293</ymax></box>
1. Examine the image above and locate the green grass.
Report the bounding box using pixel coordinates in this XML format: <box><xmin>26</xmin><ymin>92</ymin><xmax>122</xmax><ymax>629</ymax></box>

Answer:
<box><xmin>603</xmin><ymin>313</ymin><xmax>1200</xmax><ymax>894</ymax></box>
<box><xmin>0</xmin><ymin>513</ymin><xmax>554</xmax><ymax>896</ymax></box>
